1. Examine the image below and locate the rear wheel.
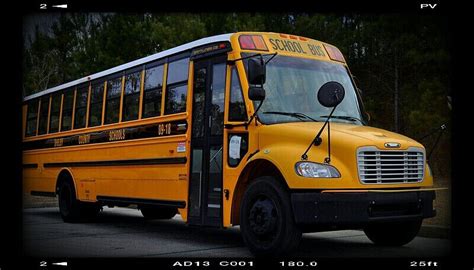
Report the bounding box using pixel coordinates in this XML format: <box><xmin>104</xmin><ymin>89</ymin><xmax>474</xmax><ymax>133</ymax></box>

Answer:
<box><xmin>140</xmin><ymin>206</ymin><xmax>178</xmax><ymax>220</ymax></box>
<box><xmin>58</xmin><ymin>180</ymin><xmax>100</xmax><ymax>223</ymax></box>
<box><xmin>364</xmin><ymin>219</ymin><xmax>422</xmax><ymax>246</ymax></box>
<box><xmin>240</xmin><ymin>176</ymin><xmax>302</xmax><ymax>257</ymax></box>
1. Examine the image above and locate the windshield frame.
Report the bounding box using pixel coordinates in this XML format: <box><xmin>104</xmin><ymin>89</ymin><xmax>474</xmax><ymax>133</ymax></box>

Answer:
<box><xmin>240</xmin><ymin>53</ymin><xmax>368</xmax><ymax>126</ymax></box>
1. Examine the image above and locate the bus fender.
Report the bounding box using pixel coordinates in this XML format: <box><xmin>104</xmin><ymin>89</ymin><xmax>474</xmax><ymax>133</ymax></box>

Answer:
<box><xmin>230</xmin><ymin>154</ymin><xmax>289</xmax><ymax>225</ymax></box>
<box><xmin>55</xmin><ymin>168</ymin><xmax>79</xmax><ymax>198</ymax></box>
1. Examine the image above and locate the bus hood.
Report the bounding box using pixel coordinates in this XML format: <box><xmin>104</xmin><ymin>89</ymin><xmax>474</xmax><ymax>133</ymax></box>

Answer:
<box><xmin>258</xmin><ymin>121</ymin><xmax>424</xmax><ymax>157</ymax></box>
<box><xmin>255</xmin><ymin>121</ymin><xmax>430</xmax><ymax>189</ymax></box>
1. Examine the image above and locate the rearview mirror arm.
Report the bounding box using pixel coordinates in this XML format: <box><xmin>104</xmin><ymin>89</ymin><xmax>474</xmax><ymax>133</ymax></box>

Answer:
<box><xmin>264</xmin><ymin>52</ymin><xmax>278</xmax><ymax>64</ymax></box>
<box><xmin>245</xmin><ymin>100</ymin><xmax>264</xmax><ymax>129</ymax></box>
<box><xmin>301</xmin><ymin>105</ymin><xmax>338</xmax><ymax>160</ymax></box>
<box><xmin>227</xmin><ymin>53</ymin><xmax>262</xmax><ymax>65</ymax></box>
<box><xmin>227</xmin><ymin>52</ymin><xmax>277</xmax><ymax>65</ymax></box>
<box><xmin>224</xmin><ymin>100</ymin><xmax>264</xmax><ymax>130</ymax></box>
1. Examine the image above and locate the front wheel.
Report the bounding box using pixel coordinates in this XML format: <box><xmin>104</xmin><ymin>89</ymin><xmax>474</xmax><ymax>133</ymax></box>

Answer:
<box><xmin>364</xmin><ymin>219</ymin><xmax>422</xmax><ymax>246</ymax></box>
<box><xmin>240</xmin><ymin>176</ymin><xmax>302</xmax><ymax>257</ymax></box>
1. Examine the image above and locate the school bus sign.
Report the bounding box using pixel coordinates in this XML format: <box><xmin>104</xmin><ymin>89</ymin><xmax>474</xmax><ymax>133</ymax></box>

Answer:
<box><xmin>269</xmin><ymin>37</ymin><xmax>326</xmax><ymax>57</ymax></box>
<box><xmin>237</xmin><ymin>33</ymin><xmax>345</xmax><ymax>62</ymax></box>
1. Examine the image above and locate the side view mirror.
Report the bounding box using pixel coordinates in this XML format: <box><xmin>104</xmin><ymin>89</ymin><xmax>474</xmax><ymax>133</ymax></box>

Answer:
<box><xmin>248</xmin><ymin>86</ymin><xmax>265</xmax><ymax>101</ymax></box>
<box><xmin>317</xmin><ymin>81</ymin><xmax>345</xmax><ymax>108</ymax></box>
<box><xmin>248</xmin><ymin>58</ymin><xmax>266</xmax><ymax>85</ymax></box>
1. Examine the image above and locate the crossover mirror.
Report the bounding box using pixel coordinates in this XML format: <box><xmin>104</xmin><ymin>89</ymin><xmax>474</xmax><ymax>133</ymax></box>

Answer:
<box><xmin>317</xmin><ymin>81</ymin><xmax>345</xmax><ymax>108</ymax></box>
<box><xmin>248</xmin><ymin>86</ymin><xmax>266</xmax><ymax>101</ymax></box>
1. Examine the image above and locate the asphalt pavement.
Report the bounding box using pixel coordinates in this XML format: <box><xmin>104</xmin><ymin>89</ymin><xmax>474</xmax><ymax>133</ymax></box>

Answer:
<box><xmin>22</xmin><ymin>207</ymin><xmax>451</xmax><ymax>258</ymax></box>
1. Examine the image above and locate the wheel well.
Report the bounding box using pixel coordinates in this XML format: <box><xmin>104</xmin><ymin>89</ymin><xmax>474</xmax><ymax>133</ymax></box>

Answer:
<box><xmin>56</xmin><ymin>169</ymin><xmax>75</xmax><ymax>195</ymax></box>
<box><xmin>231</xmin><ymin>159</ymin><xmax>289</xmax><ymax>225</ymax></box>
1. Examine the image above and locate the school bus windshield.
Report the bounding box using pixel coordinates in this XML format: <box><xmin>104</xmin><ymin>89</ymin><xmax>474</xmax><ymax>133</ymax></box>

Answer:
<box><xmin>254</xmin><ymin>55</ymin><xmax>364</xmax><ymax>125</ymax></box>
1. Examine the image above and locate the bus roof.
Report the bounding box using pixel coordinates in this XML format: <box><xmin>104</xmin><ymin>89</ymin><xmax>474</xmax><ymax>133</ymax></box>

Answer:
<box><xmin>23</xmin><ymin>33</ymin><xmax>234</xmax><ymax>102</ymax></box>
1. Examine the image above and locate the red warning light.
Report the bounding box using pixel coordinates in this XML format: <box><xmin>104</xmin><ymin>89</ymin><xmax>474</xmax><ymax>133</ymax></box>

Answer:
<box><xmin>238</xmin><ymin>35</ymin><xmax>256</xmax><ymax>50</ymax></box>
<box><xmin>239</xmin><ymin>35</ymin><xmax>268</xmax><ymax>51</ymax></box>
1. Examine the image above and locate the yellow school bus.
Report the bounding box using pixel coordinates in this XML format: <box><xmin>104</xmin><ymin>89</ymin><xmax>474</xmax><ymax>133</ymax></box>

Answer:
<box><xmin>22</xmin><ymin>32</ymin><xmax>436</xmax><ymax>256</ymax></box>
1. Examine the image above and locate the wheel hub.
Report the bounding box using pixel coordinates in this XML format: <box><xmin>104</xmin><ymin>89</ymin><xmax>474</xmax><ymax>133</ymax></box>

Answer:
<box><xmin>249</xmin><ymin>198</ymin><xmax>277</xmax><ymax>236</ymax></box>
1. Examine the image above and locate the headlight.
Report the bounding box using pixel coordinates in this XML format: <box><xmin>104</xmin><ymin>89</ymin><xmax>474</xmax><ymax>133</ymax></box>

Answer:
<box><xmin>295</xmin><ymin>162</ymin><xmax>341</xmax><ymax>178</ymax></box>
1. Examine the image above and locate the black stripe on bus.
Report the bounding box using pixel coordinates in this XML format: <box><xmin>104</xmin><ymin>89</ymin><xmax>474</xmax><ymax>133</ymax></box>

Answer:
<box><xmin>22</xmin><ymin>120</ymin><xmax>188</xmax><ymax>151</ymax></box>
<box><xmin>31</xmin><ymin>191</ymin><xmax>56</xmax><ymax>197</ymax></box>
<box><xmin>22</xmin><ymin>163</ymin><xmax>38</xmax><ymax>169</ymax></box>
<box><xmin>43</xmin><ymin>157</ymin><xmax>187</xmax><ymax>168</ymax></box>
<box><xmin>96</xmin><ymin>196</ymin><xmax>186</xmax><ymax>208</ymax></box>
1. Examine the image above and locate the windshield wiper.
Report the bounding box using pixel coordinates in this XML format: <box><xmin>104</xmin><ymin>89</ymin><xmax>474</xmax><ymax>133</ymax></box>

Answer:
<box><xmin>320</xmin><ymin>115</ymin><xmax>364</xmax><ymax>124</ymax></box>
<box><xmin>263</xmin><ymin>111</ymin><xmax>319</xmax><ymax>122</ymax></box>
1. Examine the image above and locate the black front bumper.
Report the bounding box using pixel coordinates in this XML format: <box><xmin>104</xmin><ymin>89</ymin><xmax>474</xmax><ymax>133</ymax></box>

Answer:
<box><xmin>291</xmin><ymin>190</ymin><xmax>436</xmax><ymax>227</ymax></box>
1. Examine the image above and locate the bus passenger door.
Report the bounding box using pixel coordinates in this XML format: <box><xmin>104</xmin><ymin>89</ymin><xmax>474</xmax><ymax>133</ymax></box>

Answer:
<box><xmin>188</xmin><ymin>55</ymin><xmax>227</xmax><ymax>227</ymax></box>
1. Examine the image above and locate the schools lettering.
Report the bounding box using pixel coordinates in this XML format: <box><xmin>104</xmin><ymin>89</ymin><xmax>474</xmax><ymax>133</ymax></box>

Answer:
<box><xmin>109</xmin><ymin>129</ymin><xmax>126</xmax><ymax>141</ymax></box>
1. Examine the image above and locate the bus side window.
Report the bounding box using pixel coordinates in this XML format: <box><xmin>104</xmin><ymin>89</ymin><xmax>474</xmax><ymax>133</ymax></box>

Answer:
<box><xmin>122</xmin><ymin>71</ymin><xmax>141</xmax><ymax>121</ymax></box>
<box><xmin>25</xmin><ymin>99</ymin><xmax>39</xmax><ymax>137</ymax></box>
<box><xmin>228</xmin><ymin>67</ymin><xmax>248</xmax><ymax>122</ymax></box>
<box><xmin>61</xmin><ymin>89</ymin><xmax>75</xmax><ymax>131</ymax></box>
<box><xmin>74</xmin><ymin>84</ymin><xmax>89</xmax><ymax>129</ymax></box>
<box><xmin>49</xmin><ymin>93</ymin><xmax>61</xmax><ymax>133</ymax></box>
<box><xmin>89</xmin><ymin>82</ymin><xmax>104</xmax><ymax>127</ymax></box>
<box><xmin>105</xmin><ymin>76</ymin><xmax>122</xmax><ymax>124</ymax></box>
<box><xmin>211</xmin><ymin>63</ymin><xmax>226</xmax><ymax>135</ymax></box>
<box><xmin>143</xmin><ymin>65</ymin><xmax>164</xmax><ymax>118</ymax></box>
<box><xmin>37</xmin><ymin>96</ymin><xmax>50</xmax><ymax>135</ymax></box>
<box><xmin>165</xmin><ymin>57</ymin><xmax>189</xmax><ymax>115</ymax></box>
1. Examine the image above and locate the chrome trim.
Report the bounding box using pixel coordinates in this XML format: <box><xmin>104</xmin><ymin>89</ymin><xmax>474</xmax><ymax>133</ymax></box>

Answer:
<box><xmin>207</xmin><ymin>204</ymin><xmax>221</xmax><ymax>209</ymax></box>
<box><xmin>384</xmin><ymin>142</ymin><xmax>401</xmax><ymax>148</ymax></box>
<box><xmin>356</xmin><ymin>146</ymin><xmax>425</xmax><ymax>184</ymax></box>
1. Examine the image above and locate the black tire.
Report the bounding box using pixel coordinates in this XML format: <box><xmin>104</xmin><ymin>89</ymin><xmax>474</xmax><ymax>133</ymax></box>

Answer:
<box><xmin>240</xmin><ymin>176</ymin><xmax>302</xmax><ymax>257</ymax></box>
<box><xmin>58</xmin><ymin>180</ymin><xmax>100</xmax><ymax>223</ymax></box>
<box><xmin>140</xmin><ymin>206</ymin><xmax>178</xmax><ymax>220</ymax></box>
<box><xmin>364</xmin><ymin>219</ymin><xmax>422</xmax><ymax>246</ymax></box>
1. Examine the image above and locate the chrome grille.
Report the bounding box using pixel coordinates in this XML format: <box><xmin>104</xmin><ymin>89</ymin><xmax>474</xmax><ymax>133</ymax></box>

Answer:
<box><xmin>357</xmin><ymin>146</ymin><xmax>424</xmax><ymax>184</ymax></box>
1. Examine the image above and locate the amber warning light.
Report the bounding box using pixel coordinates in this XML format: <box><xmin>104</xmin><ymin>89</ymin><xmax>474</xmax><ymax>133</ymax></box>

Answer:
<box><xmin>323</xmin><ymin>44</ymin><xmax>345</xmax><ymax>63</ymax></box>
<box><xmin>238</xmin><ymin>35</ymin><xmax>269</xmax><ymax>51</ymax></box>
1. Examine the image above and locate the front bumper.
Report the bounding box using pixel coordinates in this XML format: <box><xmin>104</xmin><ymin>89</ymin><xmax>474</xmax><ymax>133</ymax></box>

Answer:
<box><xmin>291</xmin><ymin>190</ymin><xmax>436</xmax><ymax>226</ymax></box>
